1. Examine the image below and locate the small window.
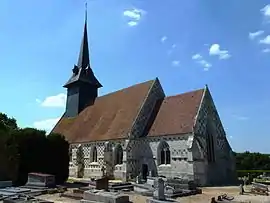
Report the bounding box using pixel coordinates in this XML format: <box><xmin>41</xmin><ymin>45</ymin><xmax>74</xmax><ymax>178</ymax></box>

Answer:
<box><xmin>157</xmin><ymin>141</ymin><xmax>171</xmax><ymax>165</ymax></box>
<box><xmin>114</xmin><ymin>145</ymin><xmax>123</xmax><ymax>165</ymax></box>
<box><xmin>91</xmin><ymin>146</ymin><xmax>98</xmax><ymax>162</ymax></box>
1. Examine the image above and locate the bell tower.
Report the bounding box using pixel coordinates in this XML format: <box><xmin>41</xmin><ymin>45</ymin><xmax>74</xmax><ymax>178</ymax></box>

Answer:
<box><xmin>63</xmin><ymin>5</ymin><xmax>102</xmax><ymax>118</ymax></box>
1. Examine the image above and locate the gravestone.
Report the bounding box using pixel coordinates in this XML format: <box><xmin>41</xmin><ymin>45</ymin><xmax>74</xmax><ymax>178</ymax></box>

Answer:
<box><xmin>149</xmin><ymin>170</ymin><xmax>152</xmax><ymax>177</ymax></box>
<box><xmin>82</xmin><ymin>190</ymin><xmax>130</xmax><ymax>203</ymax></box>
<box><xmin>26</xmin><ymin>173</ymin><xmax>55</xmax><ymax>188</ymax></box>
<box><xmin>136</xmin><ymin>175</ymin><xmax>142</xmax><ymax>184</ymax></box>
<box><xmin>95</xmin><ymin>177</ymin><xmax>109</xmax><ymax>191</ymax></box>
<box><xmin>239</xmin><ymin>184</ymin><xmax>244</xmax><ymax>195</ymax></box>
<box><xmin>146</xmin><ymin>177</ymin><xmax>178</xmax><ymax>203</ymax></box>
<box><xmin>0</xmin><ymin>181</ymin><xmax>12</xmax><ymax>188</ymax></box>
<box><xmin>89</xmin><ymin>177</ymin><xmax>109</xmax><ymax>191</ymax></box>
<box><xmin>3</xmin><ymin>198</ymin><xmax>53</xmax><ymax>203</ymax></box>
<box><xmin>153</xmin><ymin>178</ymin><xmax>165</xmax><ymax>200</ymax></box>
<box><xmin>146</xmin><ymin>177</ymin><xmax>156</xmax><ymax>187</ymax></box>
<box><xmin>101</xmin><ymin>166</ymin><xmax>106</xmax><ymax>177</ymax></box>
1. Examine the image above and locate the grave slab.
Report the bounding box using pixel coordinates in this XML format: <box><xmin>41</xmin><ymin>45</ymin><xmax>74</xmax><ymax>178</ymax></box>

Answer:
<box><xmin>83</xmin><ymin>190</ymin><xmax>130</xmax><ymax>203</ymax></box>
<box><xmin>0</xmin><ymin>181</ymin><xmax>12</xmax><ymax>188</ymax></box>
<box><xmin>26</xmin><ymin>173</ymin><xmax>55</xmax><ymax>188</ymax></box>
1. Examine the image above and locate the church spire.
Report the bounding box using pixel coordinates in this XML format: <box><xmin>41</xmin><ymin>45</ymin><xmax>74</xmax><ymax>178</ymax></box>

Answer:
<box><xmin>77</xmin><ymin>2</ymin><xmax>90</xmax><ymax>69</ymax></box>
<box><xmin>63</xmin><ymin>2</ymin><xmax>102</xmax><ymax>118</ymax></box>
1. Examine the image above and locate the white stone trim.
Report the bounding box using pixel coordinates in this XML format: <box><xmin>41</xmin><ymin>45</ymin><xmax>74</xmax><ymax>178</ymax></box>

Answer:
<box><xmin>193</xmin><ymin>86</ymin><xmax>207</xmax><ymax>130</ymax></box>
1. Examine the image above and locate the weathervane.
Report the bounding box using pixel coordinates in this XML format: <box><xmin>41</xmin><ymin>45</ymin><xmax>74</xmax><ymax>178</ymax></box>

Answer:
<box><xmin>85</xmin><ymin>0</ymin><xmax>88</xmax><ymax>22</ymax></box>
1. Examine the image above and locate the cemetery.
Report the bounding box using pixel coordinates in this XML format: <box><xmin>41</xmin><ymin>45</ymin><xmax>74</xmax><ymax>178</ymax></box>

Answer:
<box><xmin>2</xmin><ymin>170</ymin><xmax>270</xmax><ymax>203</ymax></box>
<box><xmin>1</xmin><ymin>2</ymin><xmax>270</xmax><ymax>203</ymax></box>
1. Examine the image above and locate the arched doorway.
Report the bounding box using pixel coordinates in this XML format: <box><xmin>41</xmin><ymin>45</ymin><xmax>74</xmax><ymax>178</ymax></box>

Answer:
<box><xmin>141</xmin><ymin>164</ymin><xmax>148</xmax><ymax>180</ymax></box>
<box><xmin>114</xmin><ymin>145</ymin><xmax>123</xmax><ymax>165</ymax></box>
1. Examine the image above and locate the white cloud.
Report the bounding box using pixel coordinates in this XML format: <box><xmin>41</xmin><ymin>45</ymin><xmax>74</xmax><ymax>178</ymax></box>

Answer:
<box><xmin>192</xmin><ymin>54</ymin><xmax>202</xmax><ymax>60</ymax></box>
<box><xmin>35</xmin><ymin>98</ymin><xmax>41</xmax><ymax>103</ymax></box>
<box><xmin>171</xmin><ymin>60</ymin><xmax>180</xmax><ymax>67</ymax></box>
<box><xmin>209</xmin><ymin>44</ymin><xmax>231</xmax><ymax>60</ymax></box>
<box><xmin>262</xmin><ymin>48</ymin><xmax>270</xmax><ymax>53</ymax></box>
<box><xmin>232</xmin><ymin>115</ymin><xmax>249</xmax><ymax>121</ymax></box>
<box><xmin>123</xmin><ymin>8</ymin><xmax>146</xmax><ymax>26</ymax></box>
<box><xmin>33</xmin><ymin>117</ymin><xmax>61</xmax><ymax>133</ymax></box>
<box><xmin>198</xmin><ymin>60</ymin><xmax>212</xmax><ymax>71</ymax></box>
<box><xmin>161</xmin><ymin>36</ymin><xmax>167</xmax><ymax>43</ymax></box>
<box><xmin>192</xmin><ymin>53</ymin><xmax>212</xmax><ymax>71</ymax></box>
<box><xmin>259</xmin><ymin>35</ymin><xmax>270</xmax><ymax>44</ymax></box>
<box><xmin>127</xmin><ymin>21</ymin><xmax>138</xmax><ymax>26</ymax></box>
<box><xmin>39</xmin><ymin>93</ymin><xmax>66</xmax><ymax>108</ymax></box>
<box><xmin>261</xmin><ymin>4</ymin><xmax>270</xmax><ymax>18</ymax></box>
<box><xmin>249</xmin><ymin>30</ymin><xmax>264</xmax><ymax>40</ymax></box>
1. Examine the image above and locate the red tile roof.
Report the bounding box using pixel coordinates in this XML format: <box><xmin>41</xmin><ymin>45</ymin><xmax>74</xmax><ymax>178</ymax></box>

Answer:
<box><xmin>53</xmin><ymin>79</ymin><xmax>205</xmax><ymax>142</ymax></box>
<box><xmin>52</xmin><ymin>80</ymin><xmax>155</xmax><ymax>143</ymax></box>
<box><xmin>148</xmin><ymin>89</ymin><xmax>204</xmax><ymax>136</ymax></box>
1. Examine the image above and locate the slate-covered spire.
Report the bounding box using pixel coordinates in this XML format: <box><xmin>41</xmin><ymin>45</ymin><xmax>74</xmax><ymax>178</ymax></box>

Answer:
<box><xmin>63</xmin><ymin>4</ymin><xmax>102</xmax><ymax>88</ymax></box>
<box><xmin>63</xmin><ymin>3</ymin><xmax>102</xmax><ymax>118</ymax></box>
<box><xmin>77</xmin><ymin>6</ymin><xmax>89</xmax><ymax>69</ymax></box>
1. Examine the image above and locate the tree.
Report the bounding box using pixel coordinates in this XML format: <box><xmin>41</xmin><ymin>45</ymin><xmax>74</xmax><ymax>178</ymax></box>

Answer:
<box><xmin>47</xmin><ymin>133</ymin><xmax>70</xmax><ymax>184</ymax></box>
<box><xmin>0</xmin><ymin>113</ymin><xmax>18</xmax><ymax>132</ymax></box>
<box><xmin>235</xmin><ymin>151</ymin><xmax>270</xmax><ymax>170</ymax></box>
<box><xmin>14</xmin><ymin>128</ymin><xmax>48</xmax><ymax>185</ymax></box>
<box><xmin>0</xmin><ymin>113</ymin><xmax>19</xmax><ymax>181</ymax></box>
<box><xmin>0</xmin><ymin>112</ymin><xmax>70</xmax><ymax>186</ymax></box>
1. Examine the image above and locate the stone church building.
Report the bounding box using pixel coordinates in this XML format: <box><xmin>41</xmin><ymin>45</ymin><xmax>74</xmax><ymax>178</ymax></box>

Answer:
<box><xmin>52</xmin><ymin>16</ymin><xmax>236</xmax><ymax>186</ymax></box>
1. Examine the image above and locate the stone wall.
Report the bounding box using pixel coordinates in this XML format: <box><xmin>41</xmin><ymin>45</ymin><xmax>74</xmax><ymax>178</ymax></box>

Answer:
<box><xmin>69</xmin><ymin>135</ymin><xmax>197</xmax><ymax>182</ymax></box>
<box><xmin>129</xmin><ymin>78</ymin><xmax>165</xmax><ymax>139</ymax></box>
<box><xmin>126</xmin><ymin>134</ymin><xmax>194</xmax><ymax>180</ymax></box>
<box><xmin>69</xmin><ymin>140</ymin><xmax>127</xmax><ymax>180</ymax></box>
<box><xmin>149</xmin><ymin>135</ymin><xmax>194</xmax><ymax>180</ymax></box>
<box><xmin>193</xmin><ymin>87</ymin><xmax>236</xmax><ymax>186</ymax></box>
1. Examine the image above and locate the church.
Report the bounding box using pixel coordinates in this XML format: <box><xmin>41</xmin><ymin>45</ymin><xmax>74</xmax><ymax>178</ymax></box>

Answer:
<box><xmin>52</xmin><ymin>15</ymin><xmax>236</xmax><ymax>186</ymax></box>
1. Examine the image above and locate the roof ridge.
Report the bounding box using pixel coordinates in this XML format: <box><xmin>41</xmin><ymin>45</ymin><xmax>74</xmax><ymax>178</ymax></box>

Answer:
<box><xmin>193</xmin><ymin>87</ymin><xmax>207</xmax><ymax>131</ymax></box>
<box><xmin>97</xmin><ymin>79</ymin><xmax>156</xmax><ymax>99</ymax></box>
<box><xmin>165</xmin><ymin>88</ymin><xmax>204</xmax><ymax>99</ymax></box>
<box><xmin>128</xmin><ymin>78</ymin><xmax>157</xmax><ymax>138</ymax></box>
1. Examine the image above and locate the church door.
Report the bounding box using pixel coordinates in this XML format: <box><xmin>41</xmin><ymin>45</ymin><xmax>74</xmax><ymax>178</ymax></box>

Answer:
<box><xmin>141</xmin><ymin>164</ymin><xmax>148</xmax><ymax>180</ymax></box>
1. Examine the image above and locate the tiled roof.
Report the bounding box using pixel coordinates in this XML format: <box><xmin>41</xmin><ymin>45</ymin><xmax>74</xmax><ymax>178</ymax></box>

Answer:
<box><xmin>148</xmin><ymin>89</ymin><xmax>205</xmax><ymax>137</ymax></box>
<box><xmin>53</xmin><ymin>80</ymin><xmax>155</xmax><ymax>143</ymax></box>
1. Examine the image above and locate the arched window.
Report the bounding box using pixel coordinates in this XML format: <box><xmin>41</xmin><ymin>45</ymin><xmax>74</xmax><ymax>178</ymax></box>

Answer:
<box><xmin>91</xmin><ymin>146</ymin><xmax>98</xmax><ymax>162</ymax></box>
<box><xmin>76</xmin><ymin>145</ymin><xmax>84</xmax><ymax>165</ymax></box>
<box><xmin>157</xmin><ymin>141</ymin><xmax>171</xmax><ymax>165</ymax></box>
<box><xmin>206</xmin><ymin>123</ymin><xmax>215</xmax><ymax>163</ymax></box>
<box><xmin>104</xmin><ymin>142</ymin><xmax>113</xmax><ymax>163</ymax></box>
<box><xmin>104</xmin><ymin>142</ymin><xmax>113</xmax><ymax>152</ymax></box>
<box><xmin>114</xmin><ymin>145</ymin><xmax>123</xmax><ymax>165</ymax></box>
<box><xmin>69</xmin><ymin>148</ymin><xmax>72</xmax><ymax>162</ymax></box>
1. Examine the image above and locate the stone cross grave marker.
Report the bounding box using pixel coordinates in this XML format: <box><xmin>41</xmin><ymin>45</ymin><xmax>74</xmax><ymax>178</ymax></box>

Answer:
<box><xmin>149</xmin><ymin>170</ymin><xmax>152</xmax><ymax>177</ymax></box>
<box><xmin>153</xmin><ymin>178</ymin><xmax>165</xmax><ymax>200</ymax></box>
<box><xmin>101</xmin><ymin>166</ymin><xmax>106</xmax><ymax>177</ymax></box>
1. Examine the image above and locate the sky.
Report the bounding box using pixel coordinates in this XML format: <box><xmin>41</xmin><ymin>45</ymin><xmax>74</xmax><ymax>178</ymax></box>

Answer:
<box><xmin>1</xmin><ymin>0</ymin><xmax>270</xmax><ymax>153</ymax></box>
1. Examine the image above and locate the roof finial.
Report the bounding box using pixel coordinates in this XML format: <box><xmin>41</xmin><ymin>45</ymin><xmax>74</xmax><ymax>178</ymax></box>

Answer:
<box><xmin>85</xmin><ymin>0</ymin><xmax>88</xmax><ymax>23</ymax></box>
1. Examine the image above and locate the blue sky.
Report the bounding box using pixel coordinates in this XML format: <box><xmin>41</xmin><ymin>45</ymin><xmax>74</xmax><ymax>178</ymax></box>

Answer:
<box><xmin>1</xmin><ymin>0</ymin><xmax>270</xmax><ymax>153</ymax></box>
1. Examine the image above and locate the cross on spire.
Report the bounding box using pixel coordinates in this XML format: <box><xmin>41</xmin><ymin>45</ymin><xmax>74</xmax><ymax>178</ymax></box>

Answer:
<box><xmin>85</xmin><ymin>1</ymin><xmax>88</xmax><ymax>23</ymax></box>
